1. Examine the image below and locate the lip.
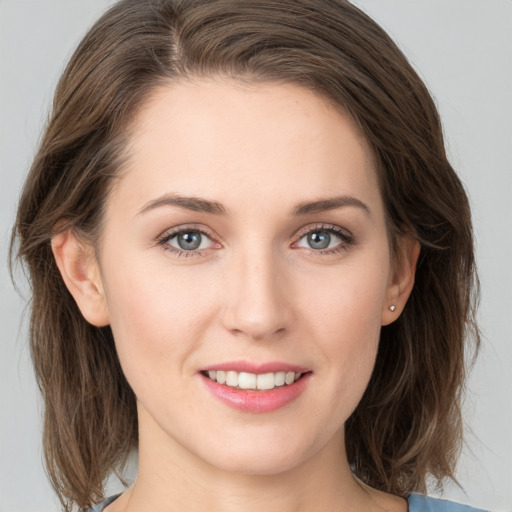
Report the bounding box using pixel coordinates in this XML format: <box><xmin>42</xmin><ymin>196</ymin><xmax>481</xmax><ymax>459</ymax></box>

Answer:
<box><xmin>199</xmin><ymin>361</ymin><xmax>312</xmax><ymax>413</ymax></box>
<box><xmin>200</xmin><ymin>360</ymin><xmax>310</xmax><ymax>374</ymax></box>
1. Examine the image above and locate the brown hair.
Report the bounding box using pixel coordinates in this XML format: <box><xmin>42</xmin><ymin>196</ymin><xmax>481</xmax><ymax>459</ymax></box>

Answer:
<box><xmin>11</xmin><ymin>0</ymin><xmax>480</xmax><ymax>509</ymax></box>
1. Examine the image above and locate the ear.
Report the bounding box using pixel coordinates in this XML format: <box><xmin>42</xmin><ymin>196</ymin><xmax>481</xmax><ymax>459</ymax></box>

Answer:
<box><xmin>51</xmin><ymin>228</ymin><xmax>110</xmax><ymax>327</ymax></box>
<box><xmin>381</xmin><ymin>236</ymin><xmax>420</xmax><ymax>326</ymax></box>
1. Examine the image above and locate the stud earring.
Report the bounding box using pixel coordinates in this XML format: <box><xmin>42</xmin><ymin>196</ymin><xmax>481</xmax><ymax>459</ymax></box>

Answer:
<box><xmin>389</xmin><ymin>305</ymin><xmax>396</xmax><ymax>312</ymax></box>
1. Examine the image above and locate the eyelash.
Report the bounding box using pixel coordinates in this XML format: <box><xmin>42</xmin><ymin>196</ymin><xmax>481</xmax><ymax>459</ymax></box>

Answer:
<box><xmin>156</xmin><ymin>225</ymin><xmax>217</xmax><ymax>258</ymax></box>
<box><xmin>156</xmin><ymin>223</ymin><xmax>355</xmax><ymax>258</ymax></box>
<box><xmin>294</xmin><ymin>224</ymin><xmax>355</xmax><ymax>255</ymax></box>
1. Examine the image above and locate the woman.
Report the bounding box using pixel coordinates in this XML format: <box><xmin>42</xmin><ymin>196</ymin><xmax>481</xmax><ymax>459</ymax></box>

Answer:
<box><xmin>11</xmin><ymin>0</ymin><xmax>485</xmax><ymax>511</ymax></box>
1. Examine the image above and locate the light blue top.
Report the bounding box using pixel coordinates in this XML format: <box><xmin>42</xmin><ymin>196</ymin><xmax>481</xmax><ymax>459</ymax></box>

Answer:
<box><xmin>89</xmin><ymin>493</ymin><xmax>489</xmax><ymax>511</ymax></box>
<box><xmin>407</xmin><ymin>494</ymin><xmax>489</xmax><ymax>511</ymax></box>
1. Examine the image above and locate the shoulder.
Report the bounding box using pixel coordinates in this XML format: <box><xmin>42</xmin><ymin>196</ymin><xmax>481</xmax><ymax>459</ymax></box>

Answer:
<box><xmin>408</xmin><ymin>494</ymin><xmax>490</xmax><ymax>512</ymax></box>
<box><xmin>90</xmin><ymin>493</ymin><xmax>490</xmax><ymax>512</ymax></box>
<box><xmin>87</xmin><ymin>493</ymin><xmax>121</xmax><ymax>512</ymax></box>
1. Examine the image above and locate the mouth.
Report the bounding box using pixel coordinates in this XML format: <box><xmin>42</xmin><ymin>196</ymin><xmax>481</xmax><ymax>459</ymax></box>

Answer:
<box><xmin>201</xmin><ymin>369</ymin><xmax>307</xmax><ymax>391</ymax></box>
<box><xmin>199</xmin><ymin>364</ymin><xmax>312</xmax><ymax>413</ymax></box>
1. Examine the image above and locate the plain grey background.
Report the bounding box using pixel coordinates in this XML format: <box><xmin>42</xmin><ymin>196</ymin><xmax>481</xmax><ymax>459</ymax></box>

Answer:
<box><xmin>1</xmin><ymin>1</ymin><xmax>511</xmax><ymax>511</ymax></box>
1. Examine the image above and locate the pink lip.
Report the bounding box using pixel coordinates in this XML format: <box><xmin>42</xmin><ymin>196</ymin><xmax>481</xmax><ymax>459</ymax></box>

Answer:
<box><xmin>199</xmin><ymin>362</ymin><xmax>312</xmax><ymax>413</ymax></box>
<box><xmin>201</xmin><ymin>360</ymin><xmax>310</xmax><ymax>374</ymax></box>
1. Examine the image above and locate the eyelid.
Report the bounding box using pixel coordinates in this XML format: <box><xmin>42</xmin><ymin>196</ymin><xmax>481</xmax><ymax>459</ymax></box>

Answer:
<box><xmin>294</xmin><ymin>223</ymin><xmax>352</xmax><ymax>239</ymax></box>
<box><xmin>156</xmin><ymin>224</ymin><xmax>222</xmax><ymax>257</ymax></box>
<box><xmin>292</xmin><ymin>223</ymin><xmax>356</xmax><ymax>254</ymax></box>
<box><xmin>155</xmin><ymin>222</ymin><xmax>355</xmax><ymax>258</ymax></box>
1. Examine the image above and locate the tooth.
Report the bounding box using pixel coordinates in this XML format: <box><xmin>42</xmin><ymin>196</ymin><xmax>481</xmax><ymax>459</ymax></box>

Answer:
<box><xmin>212</xmin><ymin>369</ymin><xmax>304</xmax><ymax>389</ymax></box>
<box><xmin>238</xmin><ymin>372</ymin><xmax>257</xmax><ymax>390</ymax></box>
<box><xmin>257</xmin><ymin>373</ymin><xmax>275</xmax><ymax>390</ymax></box>
<box><xmin>275</xmin><ymin>371</ymin><xmax>285</xmax><ymax>386</ymax></box>
<box><xmin>226</xmin><ymin>371</ymin><xmax>239</xmax><ymax>387</ymax></box>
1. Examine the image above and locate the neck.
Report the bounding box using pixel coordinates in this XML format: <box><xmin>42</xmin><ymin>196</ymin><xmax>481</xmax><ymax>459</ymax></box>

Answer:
<box><xmin>116</xmin><ymin>406</ymin><xmax>394</xmax><ymax>512</ymax></box>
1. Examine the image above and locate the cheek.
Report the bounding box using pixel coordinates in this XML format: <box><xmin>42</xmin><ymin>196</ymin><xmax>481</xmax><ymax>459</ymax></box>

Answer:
<box><xmin>316</xmin><ymin>283</ymin><xmax>382</xmax><ymax>386</ymax></box>
<box><xmin>100</xmin><ymin>254</ymin><xmax>218</xmax><ymax>385</ymax></box>
<box><xmin>303</xmin><ymin>253</ymin><xmax>389</xmax><ymax>343</ymax></box>
<box><xmin>300</xmin><ymin>252</ymin><xmax>389</xmax><ymax>414</ymax></box>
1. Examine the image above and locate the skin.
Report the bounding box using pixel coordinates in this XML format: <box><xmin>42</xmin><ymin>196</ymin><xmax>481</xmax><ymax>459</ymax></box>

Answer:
<box><xmin>52</xmin><ymin>80</ymin><xmax>418</xmax><ymax>512</ymax></box>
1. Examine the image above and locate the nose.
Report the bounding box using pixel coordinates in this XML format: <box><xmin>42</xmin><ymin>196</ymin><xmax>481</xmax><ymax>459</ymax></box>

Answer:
<box><xmin>221</xmin><ymin>247</ymin><xmax>294</xmax><ymax>341</ymax></box>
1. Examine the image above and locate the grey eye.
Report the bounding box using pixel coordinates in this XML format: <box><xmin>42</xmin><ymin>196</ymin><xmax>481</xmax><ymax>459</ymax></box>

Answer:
<box><xmin>177</xmin><ymin>232</ymin><xmax>202</xmax><ymax>250</ymax></box>
<box><xmin>168</xmin><ymin>231</ymin><xmax>210</xmax><ymax>251</ymax></box>
<box><xmin>307</xmin><ymin>231</ymin><xmax>331</xmax><ymax>250</ymax></box>
<box><xmin>297</xmin><ymin>228</ymin><xmax>346</xmax><ymax>251</ymax></box>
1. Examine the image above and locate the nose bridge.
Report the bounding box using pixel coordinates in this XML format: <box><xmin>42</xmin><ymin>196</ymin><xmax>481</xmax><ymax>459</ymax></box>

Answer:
<box><xmin>222</xmin><ymin>240</ymin><xmax>292</xmax><ymax>340</ymax></box>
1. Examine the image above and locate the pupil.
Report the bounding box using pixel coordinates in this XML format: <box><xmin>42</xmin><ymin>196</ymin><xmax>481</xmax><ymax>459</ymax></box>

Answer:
<box><xmin>308</xmin><ymin>231</ymin><xmax>330</xmax><ymax>250</ymax></box>
<box><xmin>178</xmin><ymin>232</ymin><xmax>201</xmax><ymax>250</ymax></box>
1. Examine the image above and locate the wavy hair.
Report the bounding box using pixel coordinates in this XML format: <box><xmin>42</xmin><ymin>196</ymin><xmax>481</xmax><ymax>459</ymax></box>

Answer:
<box><xmin>11</xmin><ymin>0</ymin><xmax>480</xmax><ymax>509</ymax></box>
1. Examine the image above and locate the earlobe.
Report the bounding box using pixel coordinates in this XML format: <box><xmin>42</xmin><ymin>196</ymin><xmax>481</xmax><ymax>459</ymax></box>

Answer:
<box><xmin>381</xmin><ymin>238</ymin><xmax>420</xmax><ymax>326</ymax></box>
<box><xmin>51</xmin><ymin>228</ymin><xmax>110</xmax><ymax>327</ymax></box>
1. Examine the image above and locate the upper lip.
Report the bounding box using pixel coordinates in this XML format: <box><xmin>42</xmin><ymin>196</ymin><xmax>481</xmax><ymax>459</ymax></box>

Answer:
<box><xmin>200</xmin><ymin>360</ymin><xmax>311</xmax><ymax>374</ymax></box>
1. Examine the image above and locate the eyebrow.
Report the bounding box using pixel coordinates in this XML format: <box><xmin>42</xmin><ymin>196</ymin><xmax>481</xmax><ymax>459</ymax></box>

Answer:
<box><xmin>138</xmin><ymin>193</ymin><xmax>370</xmax><ymax>217</ymax></box>
<box><xmin>291</xmin><ymin>195</ymin><xmax>371</xmax><ymax>216</ymax></box>
<box><xmin>139</xmin><ymin>194</ymin><xmax>228</xmax><ymax>216</ymax></box>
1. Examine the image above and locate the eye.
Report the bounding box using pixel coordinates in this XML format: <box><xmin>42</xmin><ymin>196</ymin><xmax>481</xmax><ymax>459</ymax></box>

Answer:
<box><xmin>170</xmin><ymin>231</ymin><xmax>208</xmax><ymax>251</ymax></box>
<box><xmin>157</xmin><ymin>227</ymin><xmax>219</xmax><ymax>256</ymax></box>
<box><xmin>295</xmin><ymin>225</ymin><xmax>354</xmax><ymax>253</ymax></box>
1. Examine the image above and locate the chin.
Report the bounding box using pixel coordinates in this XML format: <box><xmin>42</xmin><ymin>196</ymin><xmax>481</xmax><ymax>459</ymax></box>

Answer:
<box><xmin>192</xmin><ymin>428</ymin><xmax>326</xmax><ymax>477</ymax></box>
<box><xmin>207</xmin><ymin>451</ymin><xmax>307</xmax><ymax>477</ymax></box>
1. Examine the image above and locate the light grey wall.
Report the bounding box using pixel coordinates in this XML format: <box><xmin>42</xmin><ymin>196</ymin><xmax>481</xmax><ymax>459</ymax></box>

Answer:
<box><xmin>1</xmin><ymin>1</ymin><xmax>510</xmax><ymax>511</ymax></box>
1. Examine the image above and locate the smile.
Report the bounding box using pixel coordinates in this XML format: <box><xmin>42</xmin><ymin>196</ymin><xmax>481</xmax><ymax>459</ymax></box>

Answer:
<box><xmin>200</xmin><ymin>364</ymin><xmax>312</xmax><ymax>413</ymax></box>
<box><xmin>202</xmin><ymin>370</ymin><xmax>303</xmax><ymax>391</ymax></box>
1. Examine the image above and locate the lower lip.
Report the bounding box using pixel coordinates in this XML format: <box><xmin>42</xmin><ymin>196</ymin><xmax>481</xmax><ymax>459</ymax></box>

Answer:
<box><xmin>200</xmin><ymin>373</ymin><xmax>311</xmax><ymax>413</ymax></box>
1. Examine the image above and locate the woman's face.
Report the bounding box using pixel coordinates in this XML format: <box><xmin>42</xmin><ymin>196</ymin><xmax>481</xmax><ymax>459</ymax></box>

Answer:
<box><xmin>85</xmin><ymin>80</ymin><xmax>412</xmax><ymax>474</ymax></box>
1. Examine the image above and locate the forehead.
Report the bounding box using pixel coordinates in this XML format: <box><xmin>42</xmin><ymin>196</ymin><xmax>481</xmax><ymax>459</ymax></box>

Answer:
<box><xmin>113</xmin><ymin>79</ymin><xmax>381</xmax><ymax>215</ymax></box>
